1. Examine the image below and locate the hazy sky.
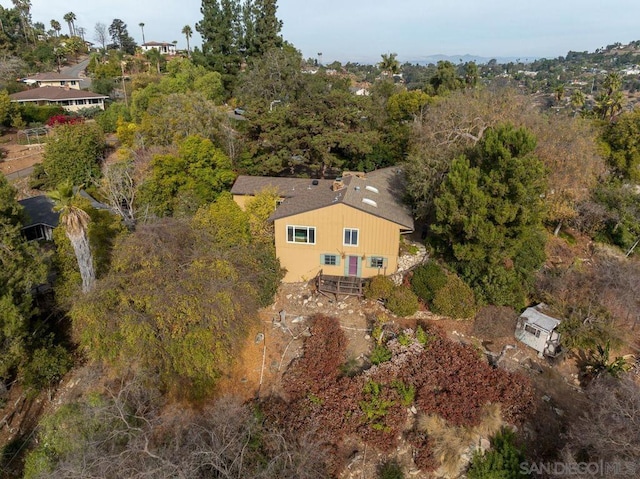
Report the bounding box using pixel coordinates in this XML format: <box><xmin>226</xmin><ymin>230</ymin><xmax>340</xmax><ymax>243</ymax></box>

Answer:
<box><xmin>21</xmin><ymin>0</ymin><xmax>640</xmax><ymax>63</ymax></box>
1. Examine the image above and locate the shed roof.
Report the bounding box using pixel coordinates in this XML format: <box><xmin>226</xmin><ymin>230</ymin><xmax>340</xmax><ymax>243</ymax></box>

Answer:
<box><xmin>520</xmin><ymin>305</ymin><xmax>561</xmax><ymax>332</ymax></box>
<box><xmin>231</xmin><ymin>167</ymin><xmax>414</xmax><ymax>230</ymax></box>
<box><xmin>18</xmin><ymin>195</ymin><xmax>59</xmax><ymax>228</ymax></box>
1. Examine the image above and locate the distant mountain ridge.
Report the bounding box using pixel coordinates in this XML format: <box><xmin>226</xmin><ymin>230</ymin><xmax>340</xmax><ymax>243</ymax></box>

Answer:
<box><xmin>405</xmin><ymin>54</ymin><xmax>537</xmax><ymax>65</ymax></box>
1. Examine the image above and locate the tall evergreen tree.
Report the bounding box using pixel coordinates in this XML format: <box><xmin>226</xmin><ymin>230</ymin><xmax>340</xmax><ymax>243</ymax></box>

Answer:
<box><xmin>0</xmin><ymin>174</ymin><xmax>47</xmax><ymax>380</ymax></box>
<box><xmin>196</xmin><ymin>0</ymin><xmax>242</xmax><ymax>92</ymax></box>
<box><xmin>109</xmin><ymin>18</ymin><xmax>136</xmax><ymax>54</ymax></box>
<box><xmin>432</xmin><ymin>124</ymin><xmax>547</xmax><ymax>308</ymax></box>
<box><xmin>196</xmin><ymin>0</ymin><xmax>283</xmax><ymax>92</ymax></box>
<box><xmin>250</xmin><ymin>0</ymin><xmax>282</xmax><ymax>56</ymax></box>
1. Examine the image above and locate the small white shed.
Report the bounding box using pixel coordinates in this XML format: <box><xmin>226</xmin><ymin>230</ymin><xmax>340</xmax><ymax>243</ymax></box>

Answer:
<box><xmin>515</xmin><ymin>304</ymin><xmax>562</xmax><ymax>357</ymax></box>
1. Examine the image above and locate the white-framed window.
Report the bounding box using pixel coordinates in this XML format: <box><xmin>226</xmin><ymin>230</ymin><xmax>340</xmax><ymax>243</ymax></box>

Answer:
<box><xmin>321</xmin><ymin>254</ymin><xmax>340</xmax><ymax>266</ymax></box>
<box><xmin>343</xmin><ymin>228</ymin><xmax>359</xmax><ymax>246</ymax></box>
<box><xmin>287</xmin><ymin>225</ymin><xmax>316</xmax><ymax>244</ymax></box>
<box><xmin>368</xmin><ymin>256</ymin><xmax>387</xmax><ymax>268</ymax></box>
<box><xmin>524</xmin><ymin>324</ymin><xmax>541</xmax><ymax>338</ymax></box>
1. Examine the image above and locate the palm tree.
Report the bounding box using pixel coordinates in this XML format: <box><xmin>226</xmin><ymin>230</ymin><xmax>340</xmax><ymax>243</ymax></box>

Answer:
<box><xmin>50</xmin><ymin>19</ymin><xmax>61</xmax><ymax>37</ymax></box>
<box><xmin>139</xmin><ymin>22</ymin><xmax>145</xmax><ymax>45</ymax></box>
<box><xmin>12</xmin><ymin>0</ymin><xmax>32</xmax><ymax>44</ymax></box>
<box><xmin>379</xmin><ymin>52</ymin><xmax>400</xmax><ymax>76</ymax></box>
<box><xmin>145</xmin><ymin>48</ymin><xmax>162</xmax><ymax>74</ymax></box>
<box><xmin>570</xmin><ymin>89</ymin><xmax>585</xmax><ymax>116</ymax></box>
<box><xmin>595</xmin><ymin>72</ymin><xmax>624</xmax><ymax>121</ymax></box>
<box><xmin>182</xmin><ymin>25</ymin><xmax>192</xmax><ymax>57</ymax></box>
<box><xmin>48</xmin><ymin>182</ymin><xmax>95</xmax><ymax>293</ymax></box>
<box><xmin>63</xmin><ymin>12</ymin><xmax>76</xmax><ymax>36</ymax></box>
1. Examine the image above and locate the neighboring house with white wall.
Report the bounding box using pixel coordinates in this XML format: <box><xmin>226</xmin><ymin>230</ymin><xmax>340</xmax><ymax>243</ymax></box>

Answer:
<box><xmin>22</xmin><ymin>72</ymin><xmax>81</xmax><ymax>90</ymax></box>
<box><xmin>141</xmin><ymin>41</ymin><xmax>177</xmax><ymax>55</ymax></box>
<box><xmin>9</xmin><ymin>86</ymin><xmax>108</xmax><ymax>112</ymax></box>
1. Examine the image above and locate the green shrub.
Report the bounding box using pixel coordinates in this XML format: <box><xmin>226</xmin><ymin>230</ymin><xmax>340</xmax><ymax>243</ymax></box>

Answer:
<box><xmin>370</xmin><ymin>344</ymin><xmax>392</xmax><ymax>365</ymax></box>
<box><xmin>415</xmin><ymin>325</ymin><xmax>433</xmax><ymax>346</ymax></box>
<box><xmin>411</xmin><ymin>262</ymin><xmax>448</xmax><ymax>302</ymax></box>
<box><xmin>391</xmin><ymin>380</ymin><xmax>416</xmax><ymax>406</ymax></box>
<box><xmin>22</xmin><ymin>344</ymin><xmax>73</xmax><ymax>394</ymax></box>
<box><xmin>18</xmin><ymin>104</ymin><xmax>65</xmax><ymax>125</ymax></box>
<box><xmin>431</xmin><ymin>273</ymin><xmax>477</xmax><ymax>319</ymax></box>
<box><xmin>386</xmin><ymin>286</ymin><xmax>419</xmax><ymax>317</ymax></box>
<box><xmin>359</xmin><ymin>380</ymin><xmax>394</xmax><ymax>431</ymax></box>
<box><xmin>95</xmin><ymin>102</ymin><xmax>131</xmax><ymax>133</ymax></box>
<box><xmin>467</xmin><ymin>427</ymin><xmax>530</xmax><ymax>479</ymax></box>
<box><xmin>378</xmin><ymin>460</ymin><xmax>404</xmax><ymax>479</ymax></box>
<box><xmin>397</xmin><ymin>331</ymin><xmax>412</xmax><ymax>346</ymax></box>
<box><xmin>365</xmin><ymin>274</ymin><xmax>395</xmax><ymax>300</ymax></box>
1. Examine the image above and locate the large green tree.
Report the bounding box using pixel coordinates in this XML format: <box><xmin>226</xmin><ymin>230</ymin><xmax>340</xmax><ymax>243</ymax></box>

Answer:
<box><xmin>246</xmin><ymin>0</ymin><xmax>283</xmax><ymax>56</ymax></box>
<box><xmin>41</xmin><ymin>122</ymin><xmax>105</xmax><ymax>188</ymax></box>
<box><xmin>196</xmin><ymin>0</ymin><xmax>284</xmax><ymax>93</ymax></box>
<box><xmin>433</xmin><ymin>124</ymin><xmax>547</xmax><ymax>307</ymax></box>
<box><xmin>0</xmin><ymin>174</ymin><xmax>47</xmax><ymax>380</ymax></box>
<box><xmin>139</xmin><ymin>135</ymin><xmax>236</xmax><ymax>216</ymax></box>
<box><xmin>108</xmin><ymin>18</ymin><xmax>136</xmax><ymax>54</ymax></box>
<box><xmin>70</xmin><ymin>195</ymin><xmax>282</xmax><ymax>394</ymax></box>
<box><xmin>196</xmin><ymin>0</ymin><xmax>242</xmax><ymax>91</ymax></box>
<box><xmin>242</xmin><ymin>73</ymin><xmax>379</xmax><ymax>176</ymax></box>
<box><xmin>601</xmin><ymin>108</ymin><xmax>640</xmax><ymax>182</ymax></box>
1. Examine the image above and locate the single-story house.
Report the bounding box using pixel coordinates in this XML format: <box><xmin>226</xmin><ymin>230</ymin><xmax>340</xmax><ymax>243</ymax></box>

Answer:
<box><xmin>141</xmin><ymin>41</ymin><xmax>177</xmax><ymax>55</ymax></box>
<box><xmin>18</xmin><ymin>191</ymin><xmax>112</xmax><ymax>242</ymax></box>
<box><xmin>21</xmin><ymin>72</ymin><xmax>81</xmax><ymax>90</ymax></box>
<box><xmin>18</xmin><ymin>195</ymin><xmax>59</xmax><ymax>241</ymax></box>
<box><xmin>9</xmin><ymin>86</ymin><xmax>109</xmax><ymax>112</ymax></box>
<box><xmin>231</xmin><ymin>167</ymin><xmax>415</xmax><ymax>282</ymax></box>
<box><xmin>515</xmin><ymin>304</ymin><xmax>562</xmax><ymax>357</ymax></box>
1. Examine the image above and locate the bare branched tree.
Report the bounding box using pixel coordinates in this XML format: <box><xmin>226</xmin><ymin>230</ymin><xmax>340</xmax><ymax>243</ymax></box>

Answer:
<box><xmin>562</xmin><ymin>375</ymin><xmax>640</xmax><ymax>477</ymax></box>
<box><xmin>100</xmin><ymin>160</ymin><xmax>137</xmax><ymax>226</ymax></box>
<box><xmin>30</xmin><ymin>379</ymin><xmax>328</xmax><ymax>478</ymax></box>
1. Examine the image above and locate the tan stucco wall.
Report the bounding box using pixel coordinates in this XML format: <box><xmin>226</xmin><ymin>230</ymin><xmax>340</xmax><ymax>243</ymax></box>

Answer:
<box><xmin>39</xmin><ymin>80</ymin><xmax>80</xmax><ymax>90</ymax></box>
<box><xmin>274</xmin><ymin>203</ymin><xmax>401</xmax><ymax>282</ymax></box>
<box><xmin>232</xmin><ymin>194</ymin><xmax>252</xmax><ymax>210</ymax></box>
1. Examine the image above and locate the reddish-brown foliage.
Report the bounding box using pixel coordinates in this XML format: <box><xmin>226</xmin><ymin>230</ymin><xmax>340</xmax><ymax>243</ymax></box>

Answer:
<box><xmin>282</xmin><ymin>315</ymin><xmax>347</xmax><ymax>400</ymax></box>
<box><xmin>266</xmin><ymin>320</ymin><xmax>535</xmax><ymax>476</ymax></box>
<box><xmin>406</xmin><ymin>429</ymin><xmax>439</xmax><ymax>472</ymax></box>
<box><xmin>46</xmin><ymin>114</ymin><xmax>84</xmax><ymax>126</ymax></box>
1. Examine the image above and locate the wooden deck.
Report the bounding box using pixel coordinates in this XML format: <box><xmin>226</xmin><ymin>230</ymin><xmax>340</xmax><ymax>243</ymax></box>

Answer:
<box><xmin>316</xmin><ymin>270</ymin><xmax>367</xmax><ymax>299</ymax></box>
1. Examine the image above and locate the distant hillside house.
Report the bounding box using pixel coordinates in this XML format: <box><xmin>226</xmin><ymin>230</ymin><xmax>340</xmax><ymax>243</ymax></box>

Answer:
<box><xmin>9</xmin><ymin>87</ymin><xmax>108</xmax><ymax>112</ymax></box>
<box><xmin>18</xmin><ymin>195</ymin><xmax>59</xmax><ymax>241</ymax></box>
<box><xmin>515</xmin><ymin>304</ymin><xmax>562</xmax><ymax>357</ymax></box>
<box><xmin>141</xmin><ymin>41</ymin><xmax>177</xmax><ymax>55</ymax></box>
<box><xmin>231</xmin><ymin>167</ymin><xmax>415</xmax><ymax>282</ymax></box>
<box><xmin>22</xmin><ymin>72</ymin><xmax>82</xmax><ymax>90</ymax></box>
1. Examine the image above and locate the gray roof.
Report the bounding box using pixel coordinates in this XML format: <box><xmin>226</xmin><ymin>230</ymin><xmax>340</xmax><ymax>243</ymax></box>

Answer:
<box><xmin>520</xmin><ymin>304</ymin><xmax>561</xmax><ymax>332</ymax></box>
<box><xmin>232</xmin><ymin>167</ymin><xmax>414</xmax><ymax>230</ymax></box>
<box><xmin>25</xmin><ymin>72</ymin><xmax>80</xmax><ymax>82</ymax></box>
<box><xmin>143</xmin><ymin>41</ymin><xmax>174</xmax><ymax>47</ymax></box>
<box><xmin>18</xmin><ymin>195</ymin><xmax>59</xmax><ymax>228</ymax></box>
<box><xmin>10</xmin><ymin>86</ymin><xmax>108</xmax><ymax>102</ymax></box>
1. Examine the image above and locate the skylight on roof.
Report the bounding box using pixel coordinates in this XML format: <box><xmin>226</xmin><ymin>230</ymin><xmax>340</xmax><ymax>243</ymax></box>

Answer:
<box><xmin>362</xmin><ymin>198</ymin><xmax>377</xmax><ymax>207</ymax></box>
<box><xmin>365</xmin><ymin>185</ymin><xmax>379</xmax><ymax>194</ymax></box>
